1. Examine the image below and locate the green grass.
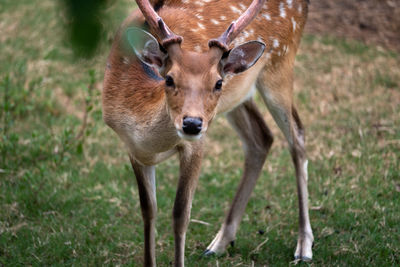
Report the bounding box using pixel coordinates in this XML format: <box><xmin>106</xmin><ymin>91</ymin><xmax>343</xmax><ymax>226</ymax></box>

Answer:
<box><xmin>1</xmin><ymin>1</ymin><xmax>400</xmax><ymax>266</ymax></box>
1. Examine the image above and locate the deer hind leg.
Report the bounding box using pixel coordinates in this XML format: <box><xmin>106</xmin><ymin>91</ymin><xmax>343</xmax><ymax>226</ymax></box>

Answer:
<box><xmin>205</xmin><ymin>99</ymin><xmax>274</xmax><ymax>256</ymax></box>
<box><xmin>256</xmin><ymin>67</ymin><xmax>314</xmax><ymax>261</ymax></box>
<box><xmin>129</xmin><ymin>156</ymin><xmax>157</xmax><ymax>267</ymax></box>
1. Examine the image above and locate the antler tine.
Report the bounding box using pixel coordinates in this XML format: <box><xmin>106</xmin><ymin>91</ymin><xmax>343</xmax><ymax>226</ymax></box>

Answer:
<box><xmin>135</xmin><ymin>0</ymin><xmax>183</xmax><ymax>47</ymax></box>
<box><xmin>209</xmin><ymin>0</ymin><xmax>266</xmax><ymax>51</ymax></box>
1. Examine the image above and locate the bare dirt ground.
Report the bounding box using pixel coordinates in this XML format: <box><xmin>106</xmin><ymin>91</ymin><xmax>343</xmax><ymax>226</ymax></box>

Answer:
<box><xmin>306</xmin><ymin>0</ymin><xmax>400</xmax><ymax>52</ymax></box>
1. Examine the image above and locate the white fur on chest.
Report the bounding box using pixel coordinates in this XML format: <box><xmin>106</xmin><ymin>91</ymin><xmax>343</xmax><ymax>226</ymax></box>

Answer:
<box><xmin>114</xmin><ymin>113</ymin><xmax>181</xmax><ymax>166</ymax></box>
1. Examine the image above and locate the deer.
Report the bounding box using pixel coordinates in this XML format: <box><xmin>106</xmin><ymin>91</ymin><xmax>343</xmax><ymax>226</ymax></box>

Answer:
<box><xmin>102</xmin><ymin>0</ymin><xmax>313</xmax><ymax>266</ymax></box>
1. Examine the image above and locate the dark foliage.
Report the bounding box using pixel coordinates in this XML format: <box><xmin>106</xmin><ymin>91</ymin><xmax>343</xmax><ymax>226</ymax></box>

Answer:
<box><xmin>62</xmin><ymin>0</ymin><xmax>109</xmax><ymax>58</ymax></box>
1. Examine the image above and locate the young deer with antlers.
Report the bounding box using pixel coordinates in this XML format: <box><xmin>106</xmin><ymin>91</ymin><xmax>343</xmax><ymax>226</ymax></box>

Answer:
<box><xmin>103</xmin><ymin>0</ymin><xmax>313</xmax><ymax>265</ymax></box>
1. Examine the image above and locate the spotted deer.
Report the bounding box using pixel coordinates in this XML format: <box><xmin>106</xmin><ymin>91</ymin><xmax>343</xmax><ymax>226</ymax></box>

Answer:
<box><xmin>102</xmin><ymin>0</ymin><xmax>313</xmax><ymax>265</ymax></box>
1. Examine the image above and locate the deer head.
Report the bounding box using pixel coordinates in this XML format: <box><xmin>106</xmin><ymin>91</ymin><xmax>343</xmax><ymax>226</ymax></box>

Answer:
<box><xmin>127</xmin><ymin>0</ymin><xmax>266</xmax><ymax>141</ymax></box>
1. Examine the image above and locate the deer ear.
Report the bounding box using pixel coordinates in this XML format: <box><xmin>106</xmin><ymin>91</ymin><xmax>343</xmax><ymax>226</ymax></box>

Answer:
<box><xmin>126</xmin><ymin>27</ymin><xmax>166</xmax><ymax>69</ymax></box>
<box><xmin>221</xmin><ymin>41</ymin><xmax>265</xmax><ymax>75</ymax></box>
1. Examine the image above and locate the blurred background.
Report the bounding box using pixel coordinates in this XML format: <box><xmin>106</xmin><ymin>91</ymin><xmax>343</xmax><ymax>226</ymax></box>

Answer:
<box><xmin>0</xmin><ymin>0</ymin><xmax>399</xmax><ymax>266</ymax></box>
<box><xmin>307</xmin><ymin>0</ymin><xmax>400</xmax><ymax>52</ymax></box>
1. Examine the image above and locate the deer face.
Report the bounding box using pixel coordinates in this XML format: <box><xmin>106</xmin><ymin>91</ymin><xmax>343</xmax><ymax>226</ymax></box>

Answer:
<box><xmin>127</xmin><ymin>28</ymin><xmax>265</xmax><ymax>141</ymax></box>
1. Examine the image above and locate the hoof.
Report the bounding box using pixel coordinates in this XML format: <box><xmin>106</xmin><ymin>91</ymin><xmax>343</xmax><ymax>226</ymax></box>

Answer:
<box><xmin>202</xmin><ymin>249</ymin><xmax>216</xmax><ymax>257</ymax></box>
<box><xmin>294</xmin><ymin>255</ymin><xmax>312</xmax><ymax>262</ymax></box>
<box><xmin>230</xmin><ymin>241</ymin><xmax>235</xmax><ymax>247</ymax></box>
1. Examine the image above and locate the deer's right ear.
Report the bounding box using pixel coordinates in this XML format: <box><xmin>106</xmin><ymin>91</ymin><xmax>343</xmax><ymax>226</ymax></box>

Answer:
<box><xmin>126</xmin><ymin>27</ymin><xmax>166</xmax><ymax>69</ymax></box>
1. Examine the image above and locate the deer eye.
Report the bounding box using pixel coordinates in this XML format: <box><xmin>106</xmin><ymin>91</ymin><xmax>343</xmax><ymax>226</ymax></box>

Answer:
<box><xmin>165</xmin><ymin>75</ymin><xmax>175</xmax><ymax>87</ymax></box>
<box><xmin>214</xmin><ymin>79</ymin><xmax>223</xmax><ymax>91</ymax></box>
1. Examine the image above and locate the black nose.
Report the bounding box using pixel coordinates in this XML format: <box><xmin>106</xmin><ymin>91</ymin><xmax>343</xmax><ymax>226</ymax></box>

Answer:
<box><xmin>182</xmin><ymin>117</ymin><xmax>203</xmax><ymax>135</ymax></box>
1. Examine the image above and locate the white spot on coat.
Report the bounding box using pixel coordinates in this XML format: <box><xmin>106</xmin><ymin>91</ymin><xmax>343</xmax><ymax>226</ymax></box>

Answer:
<box><xmin>211</xmin><ymin>19</ymin><xmax>220</xmax><ymax>25</ymax></box>
<box><xmin>273</xmin><ymin>38</ymin><xmax>279</xmax><ymax>48</ymax></box>
<box><xmin>123</xmin><ymin>57</ymin><xmax>130</xmax><ymax>65</ymax></box>
<box><xmin>195</xmin><ymin>1</ymin><xmax>204</xmax><ymax>7</ymax></box>
<box><xmin>298</xmin><ymin>4</ymin><xmax>302</xmax><ymax>13</ymax></box>
<box><xmin>197</xmin><ymin>22</ymin><xmax>205</xmax><ymax>29</ymax></box>
<box><xmin>239</xmin><ymin>3</ymin><xmax>247</xmax><ymax>11</ymax></box>
<box><xmin>279</xmin><ymin>2</ymin><xmax>286</xmax><ymax>18</ymax></box>
<box><xmin>230</xmin><ymin>5</ymin><xmax>242</xmax><ymax>14</ymax></box>
<box><xmin>262</xmin><ymin>13</ymin><xmax>271</xmax><ymax>21</ymax></box>
<box><xmin>282</xmin><ymin>45</ymin><xmax>289</xmax><ymax>55</ymax></box>
<box><xmin>220</xmin><ymin>15</ymin><xmax>227</xmax><ymax>20</ymax></box>
<box><xmin>286</xmin><ymin>0</ymin><xmax>293</xmax><ymax>9</ymax></box>
<box><xmin>291</xmin><ymin>17</ymin><xmax>297</xmax><ymax>32</ymax></box>
<box><xmin>195</xmin><ymin>14</ymin><xmax>203</xmax><ymax>20</ymax></box>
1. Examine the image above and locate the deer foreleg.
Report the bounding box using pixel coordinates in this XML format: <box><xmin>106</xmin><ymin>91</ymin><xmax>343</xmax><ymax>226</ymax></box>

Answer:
<box><xmin>205</xmin><ymin>99</ymin><xmax>274</xmax><ymax>255</ymax></box>
<box><xmin>173</xmin><ymin>141</ymin><xmax>204</xmax><ymax>267</ymax></box>
<box><xmin>130</xmin><ymin>156</ymin><xmax>157</xmax><ymax>267</ymax></box>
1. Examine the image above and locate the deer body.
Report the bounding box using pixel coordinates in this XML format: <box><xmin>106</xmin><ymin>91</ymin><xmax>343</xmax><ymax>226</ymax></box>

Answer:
<box><xmin>103</xmin><ymin>0</ymin><xmax>313</xmax><ymax>266</ymax></box>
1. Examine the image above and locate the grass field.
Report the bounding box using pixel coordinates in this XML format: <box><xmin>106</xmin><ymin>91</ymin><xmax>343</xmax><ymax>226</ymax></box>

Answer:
<box><xmin>1</xmin><ymin>1</ymin><xmax>399</xmax><ymax>266</ymax></box>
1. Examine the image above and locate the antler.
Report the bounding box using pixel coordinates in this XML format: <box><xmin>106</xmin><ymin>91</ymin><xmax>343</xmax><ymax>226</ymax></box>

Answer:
<box><xmin>135</xmin><ymin>0</ymin><xmax>183</xmax><ymax>47</ymax></box>
<box><xmin>209</xmin><ymin>0</ymin><xmax>266</xmax><ymax>51</ymax></box>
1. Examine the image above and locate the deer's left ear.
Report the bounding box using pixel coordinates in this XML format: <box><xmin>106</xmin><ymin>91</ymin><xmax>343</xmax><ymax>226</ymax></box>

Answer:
<box><xmin>221</xmin><ymin>41</ymin><xmax>265</xmax><ymax>75</ymax></box>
